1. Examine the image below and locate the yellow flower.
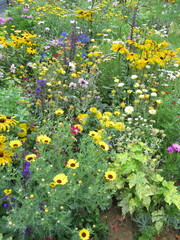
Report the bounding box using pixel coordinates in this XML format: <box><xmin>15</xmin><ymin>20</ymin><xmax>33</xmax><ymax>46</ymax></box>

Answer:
<box><xmin>79</xmin><ymin>228</ymin><xmax>90</xmax><ymax>240</ymax></box>
<box><xmin>95</xmin><ymin>111</ymin><xmax>102</xmax><ymax>119</ymax></box>
<box><xmin>25</xmin><ymin>154</ymin><xmax>37</xmax><ymax>162</ymax></box>
<box><xmin>0</xmin><ymin>115</ymin><xmax>12</xmax><ymax>131</ymax></box>
<box><xmin>89</xmin><ymin>107</ymin><xmax>98</xmax><ymax>113</ymax></box>
<box><xmin>55</xmin><ymin>108</ymin><xmax>64</xmax><ymax>115</ymax></box>
<box><xmin>4</xmin><ymin>189</ymin><xmax>12</xmax><ymax>196</ymax></box>
<box><xmin>49</xmin><ymin>182</ymin><xmax>57</xmax><ymax>188</ymax></box>
<box><xmin>105</xmin><ymin>121</ymin><xmax>115</xmax><ymax>128</ymax></box>
<box><xmin>29</xmin><ymin>194</ymin><xmax>34</xmax><ymax>198</ymax></box>
<box><xmin>114</xmin><ymin>122</ymin><xmax>125</xmax><ymax>131</ymax></box>
<box><xmin>114</xmin><ymin>111</ymin><xmax>120</xmax><ymax>116</ymax></box>
<box><xmin>53</xmin><ymin>173</ymin><xmax>68</xmax><ymax>185</ymax></box>
<box><xmin>17</xmin><ymin>123</ymin><xmax>28</xmax><ymax>137</ymax></box>
<box><xmin>36</xmin><ymin>135</ymin><xmax>51</xmax><ymax>144</ymax></box>
<box><xmin>0</xmin><ymin>148</ymin><xmax>14</xmax><ymax>165</ymax></box>
<box><xmin>98</xmin><ymin>141</ymin><xmax>109</xmax><ymax>151</ymax></box>
<box><xmin>44</xmin><ymin>208</ymin><xmax>49</xmax><ymax>213</ymax></box>
<box><xmin>74</xmin><ymin>124</ymin><xmax>83</xmax><ymax>133</ymax></box>
<box><xmin>0</xmin><ymin>135</ymin><xmax>6</xmax><ymax>148</ymax></box>
<box><xmin>77</xmin><ymin>114</ymin><xmax>89</xmax><ymax>125</ymax></box>
<box><xmin>9</xmin><ymin>140</ymin><xmax>22</xmax><ymax>148</ymax></box>
<box><xmin>104</xmin><ymin>170</ymin><xmax>117</xmax><ymax>180</ymax></box>
<box><xmin>120</xmin><ymin>102</ymin><xmax>126</xmax><ymax>108</ymax></box>
<box><xmin>66</xmin><ymin>159</ymin><xmax>79</xmax><ymax>169</ymax></box>
<box><xmin>26</xmin><ymin>47</ymin><xmax>36</xmax><ymax>54</ymax></box>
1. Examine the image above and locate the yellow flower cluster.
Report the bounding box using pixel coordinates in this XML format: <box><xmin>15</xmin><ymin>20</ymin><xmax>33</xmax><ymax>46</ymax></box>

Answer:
<box><xmin>111</xmin><ymin>39</ymin><xmax>179</xmax><ymax>70</ymax></box>
<box><xmin>76</xmin><ymin>9</ymin><xmax>95</xmax><ymax>22</ymax></box>
<box><xmin>77</xmin><ymin>108</ymin><xmax>125</xmax><ymax>151</ymax></box>
<box><xmin>0</xmin><ymin>114</ymin><xmax>18</xmax><ymax>132</ymax></box>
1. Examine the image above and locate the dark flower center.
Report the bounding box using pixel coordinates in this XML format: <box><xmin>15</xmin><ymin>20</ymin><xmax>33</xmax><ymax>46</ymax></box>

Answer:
<box><xmin>6</xmin><ymin>116</ymin><xmax>11</xmax><ymax>119</ymax></box>
<box><xmin>28</xmin><ymin>157</ymin><xmax>33</xmax><ymax>160</ymax></box>
<box><xmin>82</xmin><ymin>232</ymin><xmax>86</xmax><ymax>237</ymax></box>
<box><xmin>101</xmin><ymin>145</ymin><xmax>105</xmax><ymax>149</ymax></box>
<box><xmin>13</xmin><ymin>144</ymin><xmax>18</xmax><ymax>147</ymax></box>
<box><xmin>70</xmin><ymin>163</ymin><xmax>75</xmax><ymax>167</ymax></box>
<box><xmin>0</xmin><ymin>152</ymin><xmax>4</xmax><ymax>157</ymax></box>
<box><xmin>0</xmin><ymin>118</ymin><xmax>5</xmax><ymax>123</ymax></box>
<box><xmin>108</xmin><ymin>174</ymin><xmax>113</xmax><ymax>179</ymax></box>
<box><xmin>57</xmin><ymin>180</ymin><xmax>62</xmax><ymax>183</ymax></box>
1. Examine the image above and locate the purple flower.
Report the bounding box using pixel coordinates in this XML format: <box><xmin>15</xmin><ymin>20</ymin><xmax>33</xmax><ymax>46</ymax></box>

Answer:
<box><xmin>172</xmin><ymin>143</ymin><xmax>180</xmax><ymax>152</ymax></box>
<box><xmin>37</xmin><ymin>80</ymin><xmax>47</xmax><ymax>86</ymax></box>
<box><xmin>24</xmin><ymin>162</ymin><xmax>31</xmax><ymax>168</ymax></box>
<box><xmin>166</xmin><ymin>146</ymin><xmax>175</xmax><ymax>153</ymax></box>
<box><xmin>34</xmin><ymin>87</ymin><xmax>42</xmax><ymax>93</ymax></box>
<box><xmin>0</xmin><ymin>17</ymin><xmax>6</xmax><ymax>25</ymax></box>
<box><xmin>78</xmin><ymin>78</ymin><xmax>88</xmax><ymax>88</ymax></box>
<box><xmin>2</xmin><ymin>196</ymin><xmax>8</xmax><ymax>200</ymax></box>
<box><xmin>23</xmin><ymin>8</ymin><xmax>29</xmax><ymax>12</ymax></box>
<box><xmin>69</xmin><ymin>82</ymin><xmax>77</xmax><ymax>89</ymax></box>
<box><xmin>51</xmin><ymin>39</ymin><xmax>59</xmax><ymax>46</ymax></box>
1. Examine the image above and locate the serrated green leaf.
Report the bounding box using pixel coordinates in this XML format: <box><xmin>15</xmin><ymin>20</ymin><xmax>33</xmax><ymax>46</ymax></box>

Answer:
<box><xmin>127</xmin><ymin>172</ymin><xmax>147</xmax><ymax>188</ymax></box>
<box><xmin>116</xmin><ymin>152</ymin><xmax>129</xmax><ymax>164</ymax></box>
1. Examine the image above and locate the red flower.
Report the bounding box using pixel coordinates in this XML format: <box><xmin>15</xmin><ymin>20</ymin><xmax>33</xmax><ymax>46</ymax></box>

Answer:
<box><xmin>53</xmin><ymin>53</ymin><xmax>60</xmax><ymax>58</ymax></box>
<box><xmin>111</xmin><ymin>225</ymin><xmax>119</xmax><ymax>231</ymax></box>
<box><xmin>172</xmin><ymin>101</ymin><xmax>177</xmax><ymax>104</ymax></box>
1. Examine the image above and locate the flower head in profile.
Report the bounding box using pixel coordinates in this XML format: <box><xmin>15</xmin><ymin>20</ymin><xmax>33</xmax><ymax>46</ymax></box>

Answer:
<box><xmin>78</xmin><ymin>228</ymin><xmax>90</xmax><ymax>240</ymax></box>
<box><xmin>53</xmin><ymin>173</ymin><xmax>68</xmax><ymax>185</ymax></box>
<box><xmin>66</xmin><ymin>159</ymin><xmax>79</xmax><ymax>169</ymax></box>
<box><xmin>104</xmin><ymin>170</ymin><xmax>117</xmax><ymax>181</ymax></box>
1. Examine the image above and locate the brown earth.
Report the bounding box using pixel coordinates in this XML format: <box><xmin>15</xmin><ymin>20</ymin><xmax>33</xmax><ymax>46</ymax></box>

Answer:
<box><xmin>101</xmin><ymin>207</ymin><xmax>180</xmax><ymax>240</ymax></box>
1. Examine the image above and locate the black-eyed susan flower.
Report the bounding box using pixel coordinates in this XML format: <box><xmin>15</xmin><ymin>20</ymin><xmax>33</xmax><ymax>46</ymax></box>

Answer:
<box><xmin>66</xmin><ymin>159</ymin><xmax>79</xmax><ymax>169</ymax></box>
<box><xmin>36</xmin><ymin>135</ymin><xmax>51</xmax><ymax>144</ymax></box>
<box><xmin>98</xmin><ymin>141</ymin><xmax>109</xmax><ymax>151</ymax></box>
<box><xmin>55</xmin><ymin>108</ymin><xmax>64</xmax><ymax>115</ymax></box>
<box><xmin>78</xmin><ymin>228</ymin><xmax>90</xmax><ymax>240</ymax></box>
<box><xmin>104</xmin><ymin>170</ymin><xmax>117</xmax><ymax>181</ymax></box>
<box><xmin>0</xmin><ymin>115</ymin><xmax>11</xmax><ymax>131</ymax></box>
<box><xmin>4</xmin><ymin>189</ymin><xmax>12</xmax><ymax>196</ymax></box>
<box><xmin>9</xmin><ymin>140</ymin><xmax>22</xmax><ymax>148</ymax></box>
<box><xmin>5</xmin><ymin>116</ymin><xmax>18</xmax><ymax>126</ymax></box>
<box><xmin>25</xmin><ymin>154</ymin><xmax>37</xmax><ymax>162</ymax></box>
<box><xmin>49</xmin><ymin>182</ymin><xmax>56</xmax><ymax>188</ymax></box>
<box><xmin>53</xmin><ymin>174</ymin><xmax>68</xmax><ymax>185</ymax></box>
<box><xmin>0</xmin><ymin>148</ymin><xmax>14</xmax><ymax>165</ymax></box>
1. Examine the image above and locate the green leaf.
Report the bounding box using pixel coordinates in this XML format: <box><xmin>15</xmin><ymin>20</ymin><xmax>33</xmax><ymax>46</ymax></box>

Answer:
<box><xmin>116</xmin><ymin>152</ymin><xmax>129</xmax><ymax>164</ymax></box>
<box><xmin>127</xmin><ymin>172</ymin><xmax>147</xmax><ymax>188</ymax></box>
